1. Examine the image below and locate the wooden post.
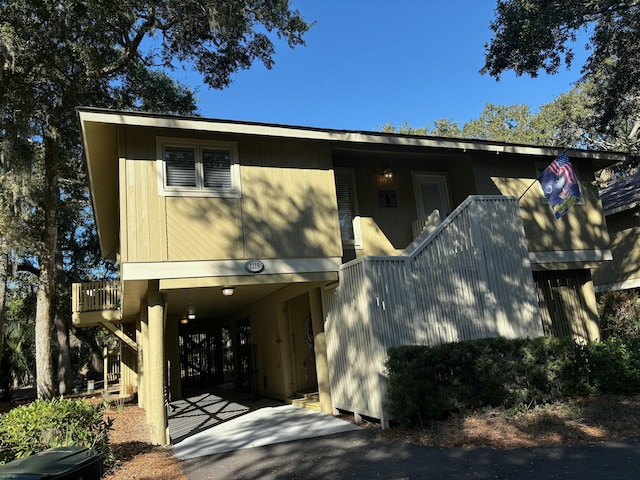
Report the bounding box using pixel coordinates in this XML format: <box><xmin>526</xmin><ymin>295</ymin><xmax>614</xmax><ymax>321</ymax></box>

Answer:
<box><xmin>309</xmin><ymin>288</ymin><xmax>333</xmax><ymax>415</ymax></box>
<box><xmin>103</xmin><ymin>347</ymin><xmax>108</xmax><ymax>394</ymax></box>
<box><xmin>165</xmin><ymin>317</ymin><xmax>181</xmax><ymax>401</ymax></box>
<box><xmin>139</xmin><ymin>303</ymin><xmax>149</xmax><ymax>412</ymax></box>
<box><xmin>147</xmin><ymin>281</ymin><xmax>168</xmax><ymax>445</ymax></box>
<box><xmin>581</xmin><ymin>275</ymin><xmax>602</xmax><ymax>342</ymax></box>
<box><xmin>276</xmin><ymin>303</ymin><xmax>295</xmax><ymax>400</ymax></box>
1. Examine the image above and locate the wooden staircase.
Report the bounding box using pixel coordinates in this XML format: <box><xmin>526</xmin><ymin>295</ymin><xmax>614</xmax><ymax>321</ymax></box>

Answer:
<box><xmin>288</xmin><ymin>392</ymin><xmax>321</xmax><ymax>411</ymax></box>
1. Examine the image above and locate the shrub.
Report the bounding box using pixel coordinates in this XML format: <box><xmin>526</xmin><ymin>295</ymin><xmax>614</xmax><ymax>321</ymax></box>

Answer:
<box><xmin>386</xmin><ymin>336</ymin><xmax>640</xmax><ymax>426</ymax></box>
<box><xmin>583</xmin><ymin>337</ymin><xmax>640</xmax><ymax>393</ymax></box>
<box><xmin>0</xmin><ymin>397</ymin><xmax>114</xmax><ymax>467</ymax></box>
<box><xmin>597</xmin><ymin>289</ymin><xmax>640</xmax><ymax>339</ymax></box>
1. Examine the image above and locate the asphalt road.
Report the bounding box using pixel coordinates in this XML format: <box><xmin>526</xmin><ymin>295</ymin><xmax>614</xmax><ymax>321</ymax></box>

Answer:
<box><xmin>181</xmin><ymin>429</ymin><xmax>640</xmax><ymax>479</ymax></box>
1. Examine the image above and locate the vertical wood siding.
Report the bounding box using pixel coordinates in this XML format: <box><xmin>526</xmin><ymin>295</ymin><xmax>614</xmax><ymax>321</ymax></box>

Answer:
<box><xmin>475</xmin><ymin>156</ymin><xmax>610</xmax><ymax>255</ymax></box>
<box><xmin>324</xmin><ymin>196</ymin><xmax>543</xmax><ymax>426</ymax></box>
<box><xmin>592</xmin><ymin>213</ymin><xmax>640</xmax><ymax>289</ymax></box>
<box><xmin>121</xmin><ymin>128</ymin><xmax>341</xmax><ymax>262</ymax></box>
<box><xmin>122</xmin><ymin>128</ymin><xmax>167</xmax><ymax>262</ymax></box>
<box><xmin>534</xmin><ymin>270</ymin><xmax>594</xmax><ymax>341</ymax></box>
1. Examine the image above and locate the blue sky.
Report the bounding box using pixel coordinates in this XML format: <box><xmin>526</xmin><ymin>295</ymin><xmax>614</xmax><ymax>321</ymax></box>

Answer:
<box><xmin>177</xmin><ymin>1</ymin><xmax>589</xmax><ymax>132</ymax></box>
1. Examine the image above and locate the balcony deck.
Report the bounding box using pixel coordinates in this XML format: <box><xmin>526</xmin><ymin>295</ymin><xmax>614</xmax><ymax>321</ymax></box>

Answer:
<box><xmin>72</xmin><ymin>281</ymin><xmax>120</xmax><ymax>326</ymax></box>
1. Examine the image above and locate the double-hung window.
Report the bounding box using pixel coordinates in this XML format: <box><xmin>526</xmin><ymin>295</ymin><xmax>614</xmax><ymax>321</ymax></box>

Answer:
<box><xmin>157</xmin><ymin>137</ymin><xmax>241</xmax><ymax>197</ymax></box>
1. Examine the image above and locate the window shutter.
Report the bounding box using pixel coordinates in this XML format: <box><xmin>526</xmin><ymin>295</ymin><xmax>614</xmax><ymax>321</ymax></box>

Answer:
<box><xmin>202</xmin><ymin>149</ymin><xmax>232</xmax><ymax>188</ymax></box>
<box><xmin>165</xmin><ymin>147</ymin><xmax>196</xmax><ymax>187</ymax></box>
<box><xmin>335</xmin><ymin>172</ymin><xmax>355</xmax><ymax>241</ymax></box>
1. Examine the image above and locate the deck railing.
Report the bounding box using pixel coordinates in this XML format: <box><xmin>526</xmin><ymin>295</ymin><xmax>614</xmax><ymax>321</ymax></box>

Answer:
<box><xmin>72</xmin><ymin>281</ymin><xmax>120</xmax><ymax>313</ymax></box>
<box><xmin>323</xmin><ymin>195</ymin><xmax>543</xmax><ymax>427</ymax></box>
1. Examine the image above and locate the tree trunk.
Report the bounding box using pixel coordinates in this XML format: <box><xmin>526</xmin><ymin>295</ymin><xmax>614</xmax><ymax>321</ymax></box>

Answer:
<box><xmin>35</xmin><ymin>133</ymin><xmax>59</xmax><ymax>399</ymax></box>
<box><xmin>54</xmin><ymin>309</ymin><xmax>71</xmax><ymax>395</ymax></box>
<box><xmin>73</xmin><ymin>326</ymin><xmax>105</xmax><ymax>378</ymax></box>
<box><xmin>35</xmin><ymin>261</ymin><xmax>55</xmax><ymax>398</ymax></box>
<box><xmin>54</xmin><ymin>248</ymin><xmax>72</xmax><ymax>395</ymax></box>
<box><xmin>0</xmin><ymin>248</ymin><xmax>7</xmax><ymax>372</ymax></box>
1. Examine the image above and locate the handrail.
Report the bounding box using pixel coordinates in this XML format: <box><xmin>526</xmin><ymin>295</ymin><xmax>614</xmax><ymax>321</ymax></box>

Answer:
<box><xmin>325</xmin><ymin>194</ymin><xmax>540</xmax><ymax>428</ymax></box>
<box><xmin>340</xmin><ymin>195</ymin><xmax>516</xmax><ymax>273</ymax></box>
<box><xmin>72</xmin><ymin>281</ymin><xmax>120</xmax><ymax>313</ymax></box>
<box><xmin>404</xmin><ymin>195</ymin><xmax>517</xmax><ymax>259</ymax></box>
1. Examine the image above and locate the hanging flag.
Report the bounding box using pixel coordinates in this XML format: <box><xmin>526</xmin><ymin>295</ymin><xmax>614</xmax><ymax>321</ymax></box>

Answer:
<box><xmin>537</xmin><ymin>152</ymin><xmax>581</xmax><ymax>219</ymax></box>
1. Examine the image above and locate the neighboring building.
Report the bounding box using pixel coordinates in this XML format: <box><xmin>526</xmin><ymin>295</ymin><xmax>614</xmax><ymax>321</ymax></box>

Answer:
<box><xmin>593</xmin><ymin>174</ymin><xmax>640</xmax><ymax>292</ymax></box>
<box><xmin>73</xmin><ymin>108</ymin><xmax>625</xmax><ymax>443</ymax></box>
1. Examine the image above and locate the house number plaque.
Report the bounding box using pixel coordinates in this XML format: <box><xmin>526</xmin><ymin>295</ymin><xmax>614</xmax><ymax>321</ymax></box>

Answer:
<box><xmin>245</xmin><ymin>259</ymin><xmax>265</xmax><ymax>273</ymax></box>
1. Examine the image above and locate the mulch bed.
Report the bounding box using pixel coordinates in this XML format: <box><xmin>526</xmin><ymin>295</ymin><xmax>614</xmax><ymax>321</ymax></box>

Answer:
<box><xmin>3</xmin><ymin>392</ymin><xmax>640</xmax><ymax>478</ymax></box>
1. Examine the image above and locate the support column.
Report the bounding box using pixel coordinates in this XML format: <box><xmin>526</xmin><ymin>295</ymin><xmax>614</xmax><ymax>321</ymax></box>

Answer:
<box><xmin>276</xmin><ymin>303</ymin><xmax>295</xmax><ymax>400</ymax></box>
<box><xmin>309</xmin><ymin>288</ymin><xmax>333</xmax><ymax>415</ymax></box>
<box><xmin>120</xmin><ymin>321</ymin><xmax>138</xmax><ymax>397</ymax></box>
<box><xmin>581</xmin><ymin>275</ymin><xmax>602</xmax><ymax>342</ymax></box>
<box><xmin>147</xmin><ymin>281</ymin><xmax>168</xmax><ymax>445</ymax></box>
<box><xmin>138</xmin><ymin>305</ymin><xmax>149</xmax><ymax>412</ymax></box>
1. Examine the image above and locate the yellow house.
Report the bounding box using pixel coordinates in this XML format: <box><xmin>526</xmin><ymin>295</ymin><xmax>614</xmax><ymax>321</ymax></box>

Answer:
<box><xmin>73</xmin><ymin>107</ymin><xmax>625</xmax><ymax>443</ymax></box>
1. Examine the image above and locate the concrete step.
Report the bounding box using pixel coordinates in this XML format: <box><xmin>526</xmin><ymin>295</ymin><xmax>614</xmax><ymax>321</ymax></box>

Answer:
<box><xmin>289</xmin><ymin>392</ymin><xmax>321</xmax><ymax>411</ymax></box>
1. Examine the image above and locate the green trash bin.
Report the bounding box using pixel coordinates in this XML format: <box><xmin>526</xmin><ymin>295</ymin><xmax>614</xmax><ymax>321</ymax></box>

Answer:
<box><xmin>0</xmin><ymin>446</ymin><xmax>104</xmax><ymax>479</ymax></box>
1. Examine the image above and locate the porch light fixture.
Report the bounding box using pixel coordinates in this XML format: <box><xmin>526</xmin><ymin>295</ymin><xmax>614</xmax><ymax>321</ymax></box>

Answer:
<box><xmin>221</xmin><ymin>286</ymin><xmax>235</xmax><ymax>296</ymax></box>
<box><xmin>180</xmin><ymin>318</ymin><xmax>189</xmax><ymax>325</ymax></box>
<box><xmin>187</xmin><ymin>313</ymin><xmax>196</xmax><ymax>320</ymax></box>
<box><xmin>383</xmin><ymin>168</ymin><xmax>393</xmax><ymax>180</ymax></box>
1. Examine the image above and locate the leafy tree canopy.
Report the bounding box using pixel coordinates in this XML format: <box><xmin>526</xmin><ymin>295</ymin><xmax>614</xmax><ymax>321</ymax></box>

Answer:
<box><xmin>482</xmin><ymin>0</ymin><xmax>640</xmax><ymax>137</ymax></box>
<box><xmin>382</xmin><ymin>103</ymin><xmax>550</xmax><ymax>145</ymax></box>
<box><xmin>0</xmin><ymin>0</ymin><xmax>310</xmax><ymax>398</ymax></box>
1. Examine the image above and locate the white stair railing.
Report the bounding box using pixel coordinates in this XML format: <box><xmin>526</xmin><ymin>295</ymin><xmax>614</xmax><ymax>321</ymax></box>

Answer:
<box><xmin>323</xmin><ymin>195</ymin><xmax>543</xmax><ymax>428</ymax></box>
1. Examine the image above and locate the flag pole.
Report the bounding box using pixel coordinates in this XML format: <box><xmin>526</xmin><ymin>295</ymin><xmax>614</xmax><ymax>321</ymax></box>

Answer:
<box><xmin>518</xmin><ymin>178</ymin><xmax>538</xmax><ymax>201</ymax></box>
<box><xmin>518</xmin><ymin>149</ymin><xmax>568</xmax><ymax>202</ymax></box>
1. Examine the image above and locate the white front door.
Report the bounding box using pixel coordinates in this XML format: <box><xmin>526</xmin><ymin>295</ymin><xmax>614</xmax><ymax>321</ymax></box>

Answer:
<box><xmin>412</xmin><ymin>172</ymin><xmax>451</xmax><ymax>218</ymax></box>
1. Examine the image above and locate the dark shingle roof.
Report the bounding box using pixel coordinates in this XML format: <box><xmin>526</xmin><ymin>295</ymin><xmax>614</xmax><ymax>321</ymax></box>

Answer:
<box><xmin>599</xmin><ymin>174</ymin><xmax>640</xmax><ymax>215</ymax></box>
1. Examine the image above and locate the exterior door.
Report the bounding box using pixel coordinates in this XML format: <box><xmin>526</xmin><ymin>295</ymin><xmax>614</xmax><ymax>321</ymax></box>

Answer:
<box><xmin>412</xmin><ymin>172</ymin><xmax>451</xmax><ymax>218</ymax></box>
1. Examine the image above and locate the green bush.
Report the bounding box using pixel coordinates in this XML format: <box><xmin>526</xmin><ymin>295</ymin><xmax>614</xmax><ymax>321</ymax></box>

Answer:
<box><xmin>583</xmin><ymin>337</ymin><xmax>640</xmax><ymax>393</ymax></box>
<box><xmin>597</xmin><ymin>288</ymin><xmax>640</xmax><ymax>339</ymax></box>
<box><xmin>386</xmin><ymin>336</ymin><xmax>640</xmax><ymax>426</ymax></box>
<box><xmin>0</xmin><ymin>397</ymin><xmax>114</xmax><ymax>467</ymax></box>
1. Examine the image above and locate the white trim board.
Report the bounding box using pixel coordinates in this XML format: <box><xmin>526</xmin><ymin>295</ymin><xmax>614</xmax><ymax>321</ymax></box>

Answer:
<box><xmin>595</xmin><ymin>277</ymin><xmax>640</xmax><ymax>293</ymax></box>
<box><xmin>77</xmin><ymin>108</ymin><xmax>627</xmax><ymax>162</ymax></box>
<box><xmin>121</xmin><ymin>257</ymin><xmax>342</xmax><ymax>281</ymax></box>
<box><xmin>529</xmin><ymin>249</ymin><xmax>613</xmax><ymax>265</ymax></box>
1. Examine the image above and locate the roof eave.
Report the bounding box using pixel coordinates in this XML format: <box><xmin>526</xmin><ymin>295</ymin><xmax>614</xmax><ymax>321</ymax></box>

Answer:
<box><xmin>76</xmin><ymin>107</ymin><xmax>628</xmax><ymax>167</ymax></box>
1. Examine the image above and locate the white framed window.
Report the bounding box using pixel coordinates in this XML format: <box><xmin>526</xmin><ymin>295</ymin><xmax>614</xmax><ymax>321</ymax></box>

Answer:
<box><xmin>411</xmin><ymin>172</ymin><xmax>451</xmax><ymax>218</ymax></box>
<box><xmin>334</xmin><ymin>168</ymin><xmax>363</xmax><ymax>249</ymax></box>
<box><xmin>156</xmin><ymin>137</ymin><xmax>242</xmax><ymax>197</ymax></box>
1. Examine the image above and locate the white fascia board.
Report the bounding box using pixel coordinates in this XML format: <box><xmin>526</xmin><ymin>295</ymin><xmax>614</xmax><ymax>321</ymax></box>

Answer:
<box><xmin>76</xmin><ymin>108</ymin><xmax>628</xmax><ymax>162</ymax></box>
<box><xmin>529</xmin><ymin>249</ymin><xmax>613</xmax><ymax>265</ymax></box>
<box><xmin>121</xmin><ymin>257</ymin><xmax>342</xmax><ymax>281</ymax></box>
<box><xmin>594</xmin><ymin>277</ymin><xmax>640</xmax><ymax>292</ymax></box>
<box><xmin>604</xmin><ymin>200</ymin><xmax>640</xmax><ymax>216</ymax></box>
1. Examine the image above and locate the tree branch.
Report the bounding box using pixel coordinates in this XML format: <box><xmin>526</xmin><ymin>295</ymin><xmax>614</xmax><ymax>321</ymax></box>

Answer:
<box><xmin>101</xmin><ymin>11</ymin><xmax>157</xmax><ymax>77</ymax></box>
<box><xmin>17</xmin><ymin>261</ymin><xmax>39</xmax><ymax>276</ymax></box>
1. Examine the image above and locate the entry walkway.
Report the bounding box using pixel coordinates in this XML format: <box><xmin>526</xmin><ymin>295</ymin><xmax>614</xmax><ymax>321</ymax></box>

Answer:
<box><xmin>169</xmin><ymin>387</ymin><xmax>360</xmax><ymax>460</ymax></box>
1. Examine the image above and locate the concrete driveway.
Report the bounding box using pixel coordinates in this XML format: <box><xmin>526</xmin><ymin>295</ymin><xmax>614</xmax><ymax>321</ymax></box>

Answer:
<box><xmin>181</xmin><ymin>430</ymin><xmax>640</xmax><ymax>480</ymax></box>
<box><xmin>168</xmin><ymin>389</ymin><xmax>359</xmax><ymax>459</ymax></box>
<box><xmin>170</xmin><ymin>389</ymin><xmax>640</xmax><ymax>479</ymax></box>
